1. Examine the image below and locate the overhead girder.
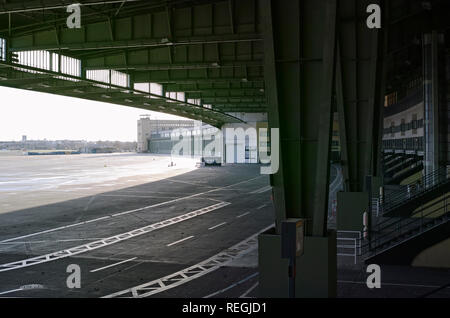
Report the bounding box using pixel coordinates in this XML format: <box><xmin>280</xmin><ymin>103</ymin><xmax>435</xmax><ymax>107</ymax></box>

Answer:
<box><xmin>49</xmin><ymin>88</ymin><xmax>265</xmax><ymax>106</ymax></box>
<box><xmin>9</xmin><ymin>34</ymin><xmax>263</xmax><ymax>53</ymax></box>
<box><xmin>0</xmin><ymin>61</ymin><xmax>244</xmax><ymax>127</ymax></box>
<box><xmin>83</xmin><ymin>60</ymin><xmax>263</xmax><ymax>71</ymax></box>
<box><xmin>193</xmin><ymin>97</ymin><xmax>265</xmax><ymax>103</ymax></box>
<box><xmin>185</xmin><ymin>92</ymin><xmax>264</xmax><ymax>100</ymax></box>
<box><xmin>2</xmin><ymin>0</ymin><xmax>267</xmax><ymax>115</ymax></box>
<box><xmin>5</xmin><ymin>1</ymin><xmax>261</xmax><ymax>52</ymax></box>
<box><xmin>164</xmin><ymin>81</ymin><xmax>264</xmax><ymax>91</ymax></box>
<box><xmin>166</xmin><ymin>87</ymin><xmax>263</xmax><ymax>93</ymax></box>
<box><xmin>131</xmin><ymin>66</ymin><xmax>263</xmax><ymax>82</ymax></box>
<box><xmin>134</xmin><ymin>77</ymin><xmax>264</xmax><ymax>85</ymax></box>
<box><xmin>79</xmin><ymin>40</ymin><xmax>263</xmax><ymax>69</ymax></box>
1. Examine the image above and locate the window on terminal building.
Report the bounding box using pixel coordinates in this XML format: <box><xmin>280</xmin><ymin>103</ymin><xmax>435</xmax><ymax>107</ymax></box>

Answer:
<box><xmin>412</xmin><ymin>114</ymin><xmax>418</xmax><ymax>135</ymax></box>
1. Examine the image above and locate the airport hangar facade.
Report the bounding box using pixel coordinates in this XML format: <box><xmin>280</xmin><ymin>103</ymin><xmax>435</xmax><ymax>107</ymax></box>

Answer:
<box><xmin>0</xmin><ymin>0</ymin><xmax>449</xmax><ymax>297</ymax></box>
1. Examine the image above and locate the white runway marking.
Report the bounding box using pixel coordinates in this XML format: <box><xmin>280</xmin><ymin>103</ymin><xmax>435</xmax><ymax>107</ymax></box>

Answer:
<box><xmin>249</xmin><ymin>185</ymin><xmax>271</xmax><ymax>194</ymax></box>
<box><xmin>90</xmin><ymin>257</ymin><xmax>138</xmax><ymax>273</ymax></box>
<box><xmin>208</xmin><ymin>222</ymin><xmax>227</xmax><ymax>230</ymax></box>
<box><xmin>168</xmin><ymin>179</ymin><xmax>217</xmax><ymax>188</ymax></box>
<box><xmin>167</xmin><ymin>236</ymin><xmax>194</xmax><ymax>247</ymax></box>
<box><xmin>0</xmin><ymin>176</ymin><xmax>261</xmax><ymax>244</ymax></box>
<box><xmin>98</xmin><ymin>194</ymin><xmax>179</xmax><ymax>199</ymax></box>
<box><xmin>0</xmin><ymin>176</ymin><xmax>263</xmax><ymax>243</ymax></box>
<box><xmin>0</xmin><ymin>216</ymin><xmax>110</xmax><ymax>243</ymax></box>
<box><xmin>0</xmin><ymin>238</ymin><xmax>105</xmax><ymax>245</ymax></box>
<box><xmin>0</xmin><ymin>288</ymin><xmax>22</xmax><ymax>296</ymax></box>
<box><xmin>0</xmin><ymin>284</ymin><xmax>45</xmax><ymax>296</ymax></box>
<box><xmin>240</xmin><ymin>282</ymin><xmax>259</xmax><ymax>298</ymax></box>
<box><xmin>0</xmin><ymin>202</ymin><xmax>230</xmax><ymax>273</ymax></box>
<box><xmin>103</xmin><ymin>224</ymin><xmax>274</xmax><ymax>298</ymax></box>
<box><xmin>84</xmin><ymin>196</ymin><xmax>96</xmax><ymax>212</ymax></box>
<box><xmin>204</xmin><ymin>272</ymin><xmax>259</xmax><ymax>298</ymax></box>
<box><xmin>116</xmin><ymin>190</ymin><xmax>197</xmax><ymax>195</ymax></box>
<box><xmin>236</xmin><ymin>212</ymin><xmax>250</xmax><ymax>218</ymax></box>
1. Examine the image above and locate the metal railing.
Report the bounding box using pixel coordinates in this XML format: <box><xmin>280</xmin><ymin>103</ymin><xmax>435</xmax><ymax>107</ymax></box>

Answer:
<box><xmin>381</xmin><ymin>166</ymin><xmax>450</xmax><ymax>215</ymax></box>
<box><xmin>337</xmin><ymin>231</ymin><xmax>362</xmax><ymax>264</ymax></box>
<box><xmin>368</xmin><ymin>193</ymin><xmax>450</xmax><ymax>255</ymax></box>
<box><xmin>372</xmin><ymin>197</ymin><xmax>380</xmax><ymax>217</ymax></box>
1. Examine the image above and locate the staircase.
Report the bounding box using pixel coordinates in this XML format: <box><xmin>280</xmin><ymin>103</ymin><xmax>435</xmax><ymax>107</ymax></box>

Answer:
<box><xmin>364</xmin><ymin>192</ymin><xmax>450</xmax><ymax>265</ymax></box>
<box><xmin>381</xmin><ymin>166</ymin><xmax>450</xmax><ymax>217</ymax></box>
<box><xmin>387</xmin><ymin>161</ymin><xmax>423</xmax><ymax>185</ymax></box>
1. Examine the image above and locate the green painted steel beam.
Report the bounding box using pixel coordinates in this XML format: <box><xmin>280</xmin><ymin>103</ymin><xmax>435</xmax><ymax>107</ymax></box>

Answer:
<box><xmin>0</xmin><ymin>61</ymin><xmax>244</xmax><ymax>126</ymax></box>
<box><xmin>336</xmin><ymin>0</ymin><xmax>384</xmax><ymax>192</ymax></box>
<box><xmin>83</xmin><ymin>60</ymin><xmax>263</xmax><ymax>71</ymax></box>
<box><xmin>262</xmin><ymin>0</ymin><xmax>337</xmax><ymax>237</ymax></box>
<box><xmin>164</xmin><ymin>81</ymin><xmax>264</xmax><ymax>91</ymax></box>
<box><xmin>6</xmin><ymin>1</ymin><xmax>262</xmax><ymax>52</ymax></box>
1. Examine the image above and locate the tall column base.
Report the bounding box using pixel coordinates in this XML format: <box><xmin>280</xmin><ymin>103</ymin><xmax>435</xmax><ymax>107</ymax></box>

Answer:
<box><xmin>337</xmin><ymin>192</ymin><xmax>367</xmax><ymax>231</ymax></box>
<box><xmin>258</xmin><ymin>228</ymin><xmax>337</xmax><ymax>298</ymax></box>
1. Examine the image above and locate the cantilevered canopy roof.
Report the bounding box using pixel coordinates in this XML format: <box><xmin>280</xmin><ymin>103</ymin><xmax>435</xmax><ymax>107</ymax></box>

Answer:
<box><xmin>0</xmin><ymin>0</ymin><xmax>267</xmax><ymax>127</ymax></box>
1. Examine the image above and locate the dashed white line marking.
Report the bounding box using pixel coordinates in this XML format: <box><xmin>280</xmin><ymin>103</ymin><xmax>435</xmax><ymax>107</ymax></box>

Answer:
<box><xmin>208</xmin><ymin>222</ymin><xmax>227</xmax><ymax>230</ymax></box>
<box><xmin>0</xmin><ymin>288</ymin><xmax>22</xmax><ymax>296</ymax></box>
<box><xmin>99</xmin><ymin>194</ymin><xmax>179</xmax><ymax>199</ymax></box>
<box><xmin>0</xmin><ymin>238</ymin><xmax>106</xmax><ymax>245</ymax></box>
<box><xmin>236</xmin><ymin>212</ymin><xmax>250</xmax><ymax>218</ymax></box>
<box><xmin>0</xmin><ymin>202</ymin><xmax>229</xmax><ymax>273</ymax></box>
<box><xmin>240</xmin><ymin>282</ymin><xmax>259</xmax><ymax>298</ymax></box>
<box><xmin>256</xmin><ymin>204</ymin><xmax>266</xmax><ymax>210</ymax></box>
<box><xmin>204</xmin><ymin>272</ymin><xmax>259</xmax><ymax>298</ymax></box>
<box><xmin>0</xmin><ymin>176</ymin><xmax>261</xmax><ymax>244</ymax></box>
<box><xmin>84</xmin><ymin>195</ymin><xmax>96</xmax><ymax>212</ymax></box>
<box><xmin>0</xmin><ymin>216</ymin><xmax>110</xmax><ymax>243</ymax></box>
<box><xmin>90</xmin><ymin>257</ymin><xmax>138</xmax><ymax>273</ymax></box>
<box><xmin>167</xmin><ymin>236</ymin><xmax>194</xmax><ymax>247</ymax></box>
<box><xmin>249</xmin><ymin>185</ymin><xmax>271</xmax><ymax>194</ymax></box>
<box><xmin>103</xmin><ymin>224</ymin><xmax>274</xmax><ymax>298</ymax></box>
<box><xmin>0</xmin><ymin>284</ymin><xmax>45</xmax><ymax>296</ymax></box>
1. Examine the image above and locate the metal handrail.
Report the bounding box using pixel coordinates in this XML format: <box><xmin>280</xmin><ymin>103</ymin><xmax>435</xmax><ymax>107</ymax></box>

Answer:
<box><xmin>363</xmin><ymin>193</ymin><xmax>450</xmax><ymax>255</ymax></box>
<box><xmin>337</xmin><ymin>231</ymin><xmax>362</xmax><ymax>264</ymax></box>
<box><xmin>377</xmin><ymin>193</ymin><xmax>448</xmax><ymax>230</ymax></box>
<box><xmin>382</xmin><ymin>166</ymin><xmax>449</xmax><ymax>214</ymax></box>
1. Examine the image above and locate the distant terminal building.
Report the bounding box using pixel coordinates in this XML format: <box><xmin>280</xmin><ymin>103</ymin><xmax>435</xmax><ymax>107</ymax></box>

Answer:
<box><xmin>137</xmin><ymin>113</ymin><xmax>269</xmax><ymax>164</ymax></box>
<box><xmin>137</xmin><ymin>115</ymin><xmax>199</xmax><ymax>152</ymax></box>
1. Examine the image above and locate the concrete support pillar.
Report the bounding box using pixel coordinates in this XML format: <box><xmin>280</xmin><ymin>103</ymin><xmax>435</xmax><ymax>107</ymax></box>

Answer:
<box><xmin>259</xmin><ymin>229</ymin><xmax>337</xmax><ymax>298</ymax></box>
<box><xmin>423</xmin><ymin>32</ymin><xmax>445</xmax><ymax>176</ymax></box>
<box><xmin>258</xmin><ymin>0</ymin><xmax>337</xmax><ymax>297</ymax></box>
<box><xmin>337</xmin><ymin>192</ymin><xmax>367</xmax><ymax>233</ymax></box>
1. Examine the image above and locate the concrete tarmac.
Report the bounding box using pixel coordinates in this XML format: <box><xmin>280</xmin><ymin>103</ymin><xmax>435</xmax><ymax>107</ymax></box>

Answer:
<box><xmin>0</xmin><ymin>156</ymin><xmax>273</xmax><ymax>298</ymax></box>
<box><xmin>1</xmin><ymin>154</ymin><xmax>448</xmax><ymax>298</ymax></box>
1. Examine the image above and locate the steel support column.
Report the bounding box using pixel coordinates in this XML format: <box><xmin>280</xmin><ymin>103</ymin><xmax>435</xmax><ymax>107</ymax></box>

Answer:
<box><xmin>259</xmin><ymin>0</ymin><xmax>337</xmax><ymax>298</ymax></box>
<box><xmin>336</xmin><ymin>0</ymin><xmax>385</xmax><ymax>193</ymax></box>
<box><xmin>262</xmin><ymin>0</ymin><xmax>337</xmax><ymax>236</ymax></box>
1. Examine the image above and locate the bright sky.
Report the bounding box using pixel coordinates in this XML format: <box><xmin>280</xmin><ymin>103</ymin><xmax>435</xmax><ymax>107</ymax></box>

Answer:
<box><xmin>0</xmin><ymin>86</ymin><xmax>185</xmax><ymax>142</ymax></box>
